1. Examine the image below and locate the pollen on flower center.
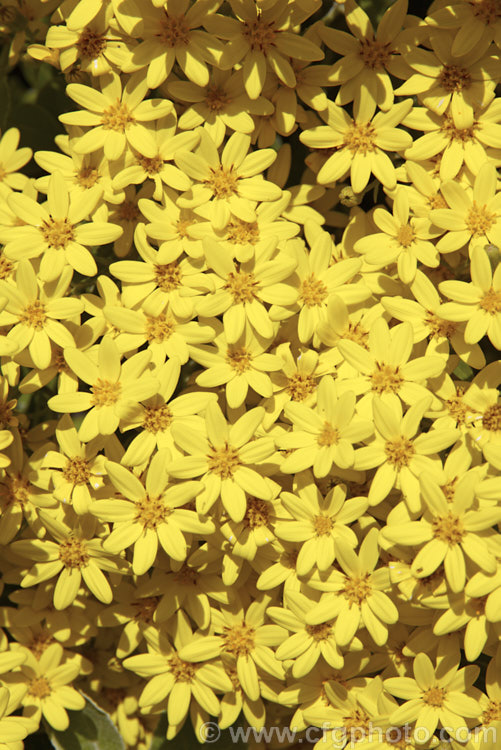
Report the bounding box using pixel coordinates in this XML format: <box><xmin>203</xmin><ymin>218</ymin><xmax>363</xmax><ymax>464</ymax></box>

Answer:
<box><xmin>176</xmin><ymin>218</ymin><xmax>192</xmax><ymax>238</ymax></box>
<box><xmin>471</xmin><ymin>0</ymin><xmax>500</xmax><ymax>24</ymax></box>
<box><xmin>384</xmin><ymin>436</ymin><xmax>415</xmax><ymax>468</ymax></box>
<box><xmin>19</xmin><ymin>300</ymin><xmax>47</xmax><ymax>330</ymax></box>
<box><xmin>438</xmin><ymin>64</ymin><xmax>472</xmax><ymax>92</ymax></box>
<box><xmin>40</xmin><ymin>217</ymin><xmax>75</xmax><ymax>249</ymax></box>
<box><xmin>91</xmin><ymin>378</ymin><xmax>122</xmax><ymax>406</ymax></box>
<box><xmin>479</xmin><ymin>287</ymin><xmax>501</xmax><ymax>314</ymax></box>
<box><xmin>145</xmin><ymin>313</ymin><xmax>175</xmax><ymax>342</ymax></box>
<box><xmin>135</xmin><ymin>494</ymin><xmax>170</xmax><ymax>529</ymax></box>
<box><xmin>243</xmin><ymin>497</ymin><xmax>270</xmax><ymax>528</ymax></box>
<box><xmin>370</xmin><ymin>363</ymin><xmax>404</xmax><ymax>394</ymax></box>
<box><xmin>205</xmin><ymin>84</ymin><xmax>230</xmax><ymax>113</ymax></box>
<box><xmin>222</xmin><ymin>621</ymin><xmax>255</xmax><ymax>657</ymax></box>
<box><xmin>466</xmin><ymin>202</ymin><xmax>495</xmax><ymax>236</ymax></box>
<box><xmin>482</xmin><ymin>403</ymin><xmax>501</xmax><ymax>431</ymax></box>
<box><xmin>205</xmin><ymin>165</ymin><xmax>240</xmax><ymax>198</ymax></box>
<box><xmin>1</xmin><ymin>474</ymin><xmax>29</xmax><ymax>507</ymax></box>
<box><xmin>224</xmin><ymin>270</ymin><xmax>259</xmax><ymax>303</ymax></box>
<box><xmin>154</xmin><ymin>262</ymin><xmax>182</xmax><ymax>292</ymax></box>
<box><xmin>342</xmin><ymin>574</ymin><xmax>371</xmax><ymax>605</ymax></box>
<box><xmin>425</xmin><ymin>312</ymin><xmax>457</xmax><ymax>338</ymax></box>
<box><xmin>207</xmin><ymin>443</ymin><xmax>241</xmax><ymax>479</ymax></box>
<box><xmin>157</xmin><ymin>13</ymin><xmax>190</xmax><ymax>46</ymax></box>
<box><xmin>358</xmin><ymin>38</ymin><xmax>391</xmax><ymax>69</ymax></box>
<box><xmin>428</xmin><ymin>192</ymin><xmax>448</xmax><ymax>209</ymax></box>
<box><xmin>132</xmin><ymin>596</ymin><xmax>159</xmax><ymax>623</ymax></box>
<box><xmin>117</xmin><ymin>200</ymin><xmax>140</xmax><ymax>222</ymax></box>
<box><xmin>136</xmin><ymin>153</ymin><xmax>164</xmax><ymax>175</ymax></box>
<box><xmin>58</xmin><ymin>536</ymin><xmax>90</xmax><ymax>568</ymax></box>
<box><xmin>168</xmin><ymin>653</ymin><xmax>198</xmax><ymax>681</ymax></box>
<box><xmin>29</xmin><ymin>632</ymin><xmax>54</xmax><ymax>659</ymax></box>
<box><xmin>62</xmin><ymin>456</ymin><xmax>91</xmax><ymax>485</ymax></box>
<box><xmin>423</xmin><ymin>686</ymin><xmax>447</xmax><ymax>707</ymax></box>
<box><xmin>142</xmin><ymin>404</ymin><xmax>172</xmax><ymax>433</ymax></box>
<box><xmin>344</xmin><ymin>322</ymin><xmax>369</xmax><ymax>347</ymax></box>
<box><xmin>343</xmin><ymin>122</ymin><xmax>377</xmax><ymax>154</ymax></box>
<box><xmin>313</xmin><ymin>514</ymin><xmax>333</xmax><ymax>535</ymax></box>
<box><xmin>174</xmin><ymin>564</ymin><xmax>199</xmax><ymax>585</ymax></box>
<box><xmin>306</xmin><ymin>622</ymin><xmax>333</xmax><ymax>641</ymax></box>
<box><xmin>317</xmin><ymin>422</ymin><xmax>339</xmax><ymax>447</ymax></box>
<box><xmin>101</xmin><ymin>100</ymin><xmax>136</xmax><ymax>131</ymax></box>
<box><xmin>432</xmin><ymin>512</ymin><xmax>464</xmax><ymax>544</ymax></box>
<box><xmin>286</xmin><ymin>372</ymin><xmax>317</xmax><ymax>401</ymax></box>
<box><xmin>243</xmin><ymin>17</ymin><xmax>277</xmax><ymax>52</ymax></box>
<box><xmin>343</xmin><ymin>708</ymin><xmax>370</xmax><ymax>731</ymax></box>
<box><xmin>77</xmin><ymin>27</ymin><xmax>106</xmax><ymax>59</ymax></box>
<box><xmin>28</xmin><ymin>676</ymin><xmax>52</xmax><ymax>698</ymax></box>
<box><xmin>299</xmin><ymin>274</ymin><xmax>328</xmax><ymax>307</ymax></box>
<box><xmin>441</xmin><ymin>477</ymin><xmax>458</xmax><ymax>503</ymax></box>
<box><xmin>227</xmin><ymin>347</ymin><xmax>252</xmax><ymax>373</ymax></box>
<box><xmin>482</xmin><ymin>699</ymin><xmax>501</xmax><ymax>725</ymax></box>
<box><xmin>397</xmin><ymin>224</ymin><xmax>415</xmax><ymax>247</ymax></box>
<box><xmin>76</xmin><ymin>166</ymin><xmax>100</xmax><ymax>188</ymax></box>
<box><xmin>226</xmin><ymin>219</ymin><xmax>260</xmax><ymax>245</ymax></box>
<box><xmin>440</xmin><ymin>113</ymin><xmax>477</xmax><ymax>143</ymax></box>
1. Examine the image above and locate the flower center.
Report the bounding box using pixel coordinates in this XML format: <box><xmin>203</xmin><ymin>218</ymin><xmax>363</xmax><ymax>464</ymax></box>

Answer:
<box><xmin>54</xmin><ymin>347</ymin><xmax>70</xmax><ymax>373</ymax></box>
<box><xmin>344</xmin><ymin>321</ymin><xmax>369</xmax><ymax>347</ymax></box>
<box><xmin>142</xmin><ymin>404</ymin><xmax>172</xmax><ymax>433</ymax></box>
<box><xmin>428</xmin><ymin>192</ymin><xmax>448</xmax><ymax>209</ymax></box>
<box><xmin>243</xmin><ymin>497</ymin><xmax>270</xmax><ymax>529</ymax></box>
<box><xmin>168</xmin><ymin>654</ymin><xmax>198</xmax><ymax>681</ymax></box>
<box><xmin>432</xmin><ymin>512</ymin><xmax>464</xmax><ymax>544</ymax></box>
<box><xmin>396</xmin><ymin>224</ymin><xmax>415</xmax><ymax>247</ymax></box>
<box><xmin>370</xmin><ymin>363</ymin><xmax>404</xmax><ymax>394</ymax></box>
<box><xmin>157</xmin><ymin>13</ymin><xmax>190</xmax><ymax>46</ymax></box>
<box><xmin>58</xmin><ymin>536</ymin><xmax>90</xmax><ymax>568</ymax></box>
<box><xmin>222</xmin><ymin>622</ymin><xmax>255</xmax><ymax>657</ymax></box>
<box><xmin>91</xmin><ymin>378</ymin><xmax>121</xmax><ymax>406</ymax></box>
<box><xmin>299</xmin><ymin>273</ymin><xmax>328</xmax><ymax>307</ymax></box>
<box><xmin>132</xmin><ymin>596</ymin><xmax>159</xmax><ymax>623</ymax></box>
<box><xmin>306</xmin><ymin>622</ymin><xmax>334</xmax><ymax>641</ymax></box>
<box><xmin>471</xmin><ymin>0</ymin><xmax>501</xmax><ymax>23</ymax></box>
<box><xmin>479</xmin><ymin>287</ymin><xmax>501</xmax><ymax>314</ymax></box>
<box><xmin>117</xmin><ymin>200</ymin><xmax>140</xmax><ymax>222</ymax></box>
<box><xmin>226</xmin><ymin>347</ymin><xmax>252</xmax><ymax>373</ymax></box>
<box><xmin>135</xmin><ymin>494</ymin><xmax>170</xmax><ymax>529</ymax></box>
<box><xmin>207</xmin><ymin>443</ymin><xmax>241</xmax><ymax>479</ymax></box>
<box><xmin>440</xmin><ymin>113</ymin><xmax>477</xmax><ymax>143</ymax></box>
<box><xmin>40</xmin><ymin>217</ymin><xmax>75</xmax><ymax>249</ymax></box>
<box><xmin>101</xmin><ymin>101</ymin><xmax>135</xmax><ymax>131</ymax></box>
<box><xmin>243</xmin><ymin>17</ymin><xmax>277</xmax><ymax>52</ymax></box>
<box><xmin>19</xmin><ymin>300</ymin><xmax>47</xmax><ymax>329</ymax></box>
<box><xmin>317</xmin><ymin>422</ymin><xmax>339</xmax><ymax>447</ymax></box>
<box><xmin>313</xmin><ymin>514</ymin><xmax>333</xmax><ymax>535</ymax></box>
<box><xmin>466</xmin><ymin>201</ymin><xmax>496</xmax><ymax>236</ymax></box>
<box><xmin>226</xmin><ymin>218</ymin><xmax>260</xmax><ymax>245</ymax></box>
<box><xmin>136</xmin><ymin>153</ymin><xmax>164</xmax><ymax>174</ymax></box>
<box><xmin>77</xmin><ymin>27</ymin><xmax>106</xmax><ymax>59</ymax></box>
<box><xmin>286</xmin><ymin>373</ymin><xmax>316</xmax><ymax>401</ymax></box>
<box><xmin>342</xmin><ymin>574</ymin><xmax>371</xmax><ymax>605</ymax></box>
<box><xmin>28</xmin><ymin>676</ymin><xmax>52</xmax><ymax>698</ymax></box>
<box><xmin>176</xmin><ymin>218</ymin><xmax>192</xmax><ymax>238</ymax></box>
<box><xmin>145</xmin><ymin>313</ymin><xmax>175</xmax><ymax>342</ymax></box>
<box><xmin>482</xmin><ymin>403</ymin><xmax>501</xmax><ymax>431</ymax></box>
<box><xmin>205</xmin><ymin>84</ymin><xmax>230</xmax><ymax>112</ymax></box>
<box><xmin>224</xmin><ymin>270</ymin><xmax>259</xmax><ymax>303</ymax></box>
<box><xmin>384</xmin><ymin>436</ymin><xmax>415</xmax><ymax>468</ymax></box>
<box><xmin>482</xmin><ymin>699</ymin><xmax>501</xmax><ymax>725</ymax></box>
<box><xmin>0</xmin><ymin>474</ymin><xmax>29</xmax><ymax>507</ymax></box>
<box><xmin>205</xmin><ymin>165</ymin><xmax>240</xmax><ymax>198</ymax></box>
<box><xmin>343</xmin><ymin>122</ymin><xmax>377</xmax><ymax>154</ymax></box>
<box><xmin>343</xmin><ymin>708</ymin><xmax>371</xmax><ymax>731</ymax></box>
<box><xmin>422</xmin><ymin>686</ymin><xmax>446</xmax><ymax>707</ymax></box>
<box><xmin>425</xmin><ymin>312</ymin><xmax>457</xmax><ymax>338</ymax></box>
<box><xmin>174</xmin><ymin>564</ymin><xmax>199</xmax><ymax>585</ymax></box>
<box><xmin>62</xmin><ymin>456</ymin><xmax>91</xmax><ymax>485</ymax></box>
<box><xmin>441</xmin><ymin>477</ymin><xmax>458</xmax><ymax>503</ymax></box>
<box><xmin>76</xmin><ymin>166</ymin><xmax>100</xmax><ymax>188</ymax></box>
<box><xmin>358</xmin><ymin>38</ymin><xmax>391</xmax><ymax>69</ymax></box>
<box><xmin>29</xmin><ymin>633</ymin><xmax>54</xmax><ymax>660</ymax></box>
<box><xmin>438</xmin><ymin>64</ymin><xmax>472</xmax><ymax>92</ymax></box>
<box><xmin>154</xmin><ymin>262</ymin><xmax>182</xmax><ymax>292</ymax></box>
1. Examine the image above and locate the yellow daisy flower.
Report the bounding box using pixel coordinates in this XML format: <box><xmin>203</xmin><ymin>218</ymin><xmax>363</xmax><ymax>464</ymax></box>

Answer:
<box><xmin>0</xmin><ymin>128</ymin><xmax>32</xmax><ymax>191</ymax></box>
<box><xmin>139</xmin><ymin>192</ymin><xmax>204</xmax><ymax>260</ymax></box>
<box><xmin>426</xmin><ymin>0</ymin><xmax>501</xmax><ymax>57</ymax></box>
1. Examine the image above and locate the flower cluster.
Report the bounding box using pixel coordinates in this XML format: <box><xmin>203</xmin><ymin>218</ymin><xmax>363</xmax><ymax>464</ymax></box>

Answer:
<box><xmin>1</xmin><ymin>0</ymin><xmax>501</xmax><ymax>748</ymax></box>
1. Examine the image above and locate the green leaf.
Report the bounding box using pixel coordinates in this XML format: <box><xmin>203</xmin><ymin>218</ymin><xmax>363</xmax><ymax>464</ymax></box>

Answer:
<box><xmin>46</xmin><ymin>695</ymin><xmax>126</xmax><ymax>750</ymax></box>
<box><xmin>453</xmin><ymin>361</ymin><xmax>474</xmax><ymax>381</ymax></box>
<box><xmin>149</xmin><ymin>715</ymin><xmax>248</xmax><ymax>750</ymax></box>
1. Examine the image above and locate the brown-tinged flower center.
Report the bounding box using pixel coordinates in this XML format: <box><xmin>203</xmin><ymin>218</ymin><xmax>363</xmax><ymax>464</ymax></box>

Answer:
<box><xmin>286</xmin><ymin>372</ymin><xmax>316</xmax><ymax>401</ymax></box>
<box><xmin>117</xmin><ymin>200</ymin><xmax>140</xmax><ymax>222</ymax></box>
<box><xmin>207</xmin><ymin>443</ymin><xmax>241</xmax><ymax>479</ymax></box>
<box><xmin>77</xmin><ymin>27</ymin><xmax>106</xmax><ymax>59</ymax></box>
<box><xmin>59</xmin><ymin>536</ymin><xmax>90</xmax><ymax>568</ymax></box>
<box><xmin>145</xmin><ymin>313</ymin><xmax>175</xmax><ymax>342</ymax></box>
<box><xmin>168</xmin><ymin>653</ymin><xmax>198</xmax><ymax>681</ymax></box>
<box><xmin>157</xmin><ymin>13</ymin><xmax>190</xmax><ymax>46</ymax></box>
<box><xmin>205</xmin><ymin>84</ymin><xmax>230</xmax><ymax>113</ymax></box>
<box><xmin>317</xmin><ymin>422</ymin><xmax>339</xmax><ymax>447</ymax></box>
<box><xmin>358</xmin><ymin>38</ymin><xmax>391</xmax><ymax>69</ymax></box>
<box><xmin>306</xmin><ymin>622</ymin><xmax>333</xmax><ymax>641</ymax></box>
<box><xmin>471</xmin><ymin>0</ymin><xmax>501</xmax><ymax>24</ymax></box>
<box><xmin>136</xmin><ymin>153</ymin><xmax>164</xmax><ymax>174</ymax></box>
<box><xmin>243</xmin><ymin>497</ymin><xmax>270</xmax><ymax>529</ymax></box>
<box><xmin>342</xmin><ymin>573</ymin><xmax>371</xmax><ymax>605</ymax></box>
<box><xmin>224</xmin><ymin>270</ymin><xmax>259</xmax><ymax>303</ymax></box>
<box><xmin>384</xmin><ymin>436</ymin><xmax>415</xmax><ymax>468</ymax></box>
<box><xmin>29</xmin><ymin>632</ymin><xmax>54</xmax><ymax>659</ymax></box>
<box><xmin>479</xmin><ymin>287</ymin><xmax>501</xmax><ymax>314</ymax></box>
<box><xmin>438</xmin><ymin>64</ymin><xmax>472</xmax><ymax>92</ymax></box>
<box><xmin>62</xmin><ymin>456</ymin><xmax>91</xmax><ymax>485</ymax></box>
<box><xmin>227</xmin><ymin>347</ymin><xmax>252</xmax><ymax>373</ymax></box>
<box><xmin>422</xmin><ymin>686</ymin><xmax>446</xmax><ymax>707</ymax></box>
<box><xmin>343</xmin><ymin>708</ymin><xmax>371</xmax><ymax>731</ymax></box>
<box><xmin>432</xmin><ymin>512</ymin><xmax>464</xmax><ymax>545</ymax></box>
<box><xmin>482</xmin><ymin>403</ymin><xmax>501</xmax><ymax>431</ymax></box>
<box><xmin>440</xmin><ymin>113</ymin><xmax>477</xmax><ymax>143</ymax></box>
<box><xmin>482</xmin><ymin>699</ymin><xmax>501</xmax><ymax>725</ymax></box>
<box><xmin>19</xmin><ymin>300</ymin><xmax>47</xmax><ymax>330</ymax></box>
<box><xmin>243</xmin><ymin>17</ymin><xmax>277</xmax><ymax>51</ymax></box>
<box><xmin>441</xmin><ymin>477</ymin><xmax>458</xmax><ymax>503</ymax></box>
<box><xmin>135</xmin><ymin>494</ymin><xmax>170</xmax><ymax>529</ymax></box>
<box><xmin>0</xmin><ymin>474</ymin><xmax>30</xmax><ymax>507</ymax></box>
<box><xmin>299</xmin><ymin>273</ymin><xmax>328</xmax><ymax>307</ymax></box>
<box><xmin>425</xmin><ymin>312</ymin><xmax>457</xmax><ymax>338</ymax></box>
<box><xmin>40</xmin><ymin>217</ymin><xmax>75</xmax><ymax>249</ymax></box>
<box><xmin>28</xmin><ymin>676</ymin><xmax>52</xmax><ymax>698</ymax></box>
<box><xmin>226</xmin><ymin>218</ymin><xmax>259</xmax><ymax>245</ymax></box>
<box><xmin>91</xmin><ymin>378</ymin><xmax>121</xmax><ymax>406</ymax></box>
<box><xmin>222</xmin><ymin>621</ymin><xmax>255</xmax><ymax>657</ymax></box>
<box><xmin>370</xmin><ymin>363</ymin><xmax>404</xmax><ymax>394</ymax></box>
<box><xmin>76</xmin><ymin>166</ymin><xmax>100</xmax><ymax>188</ymax></box>
<box><xmin>154</xmin><ymin>262</ymin><xmax>182</xmax><ymax>292</ymax></box>
<box><xmin>174</xmin><ymin>563</ymin><xmax>199</xmax><ymax>585</ymax></box>
<box><xmin>101</xmin><ymin>101</ymin><xmax>136</xmax><ymax>131</ymax></box>
<box><xmin>344</xmin><ymin>122</ymin><xmax>377</xmax><ymax>154</ymax></box>
<box><xmin>132</xmin><ymin>596</ymin><xmax>159</xmax><ymax>623</ymax></box>
<box><xmin>205</xmin><ymin>165</ymin><xmax>240</xmax><ymax>198</ymax></box>
<box><xmin>143</xmin><ymin>404</ymin><xmax>173</xmax><ymax>433</ymax></box>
